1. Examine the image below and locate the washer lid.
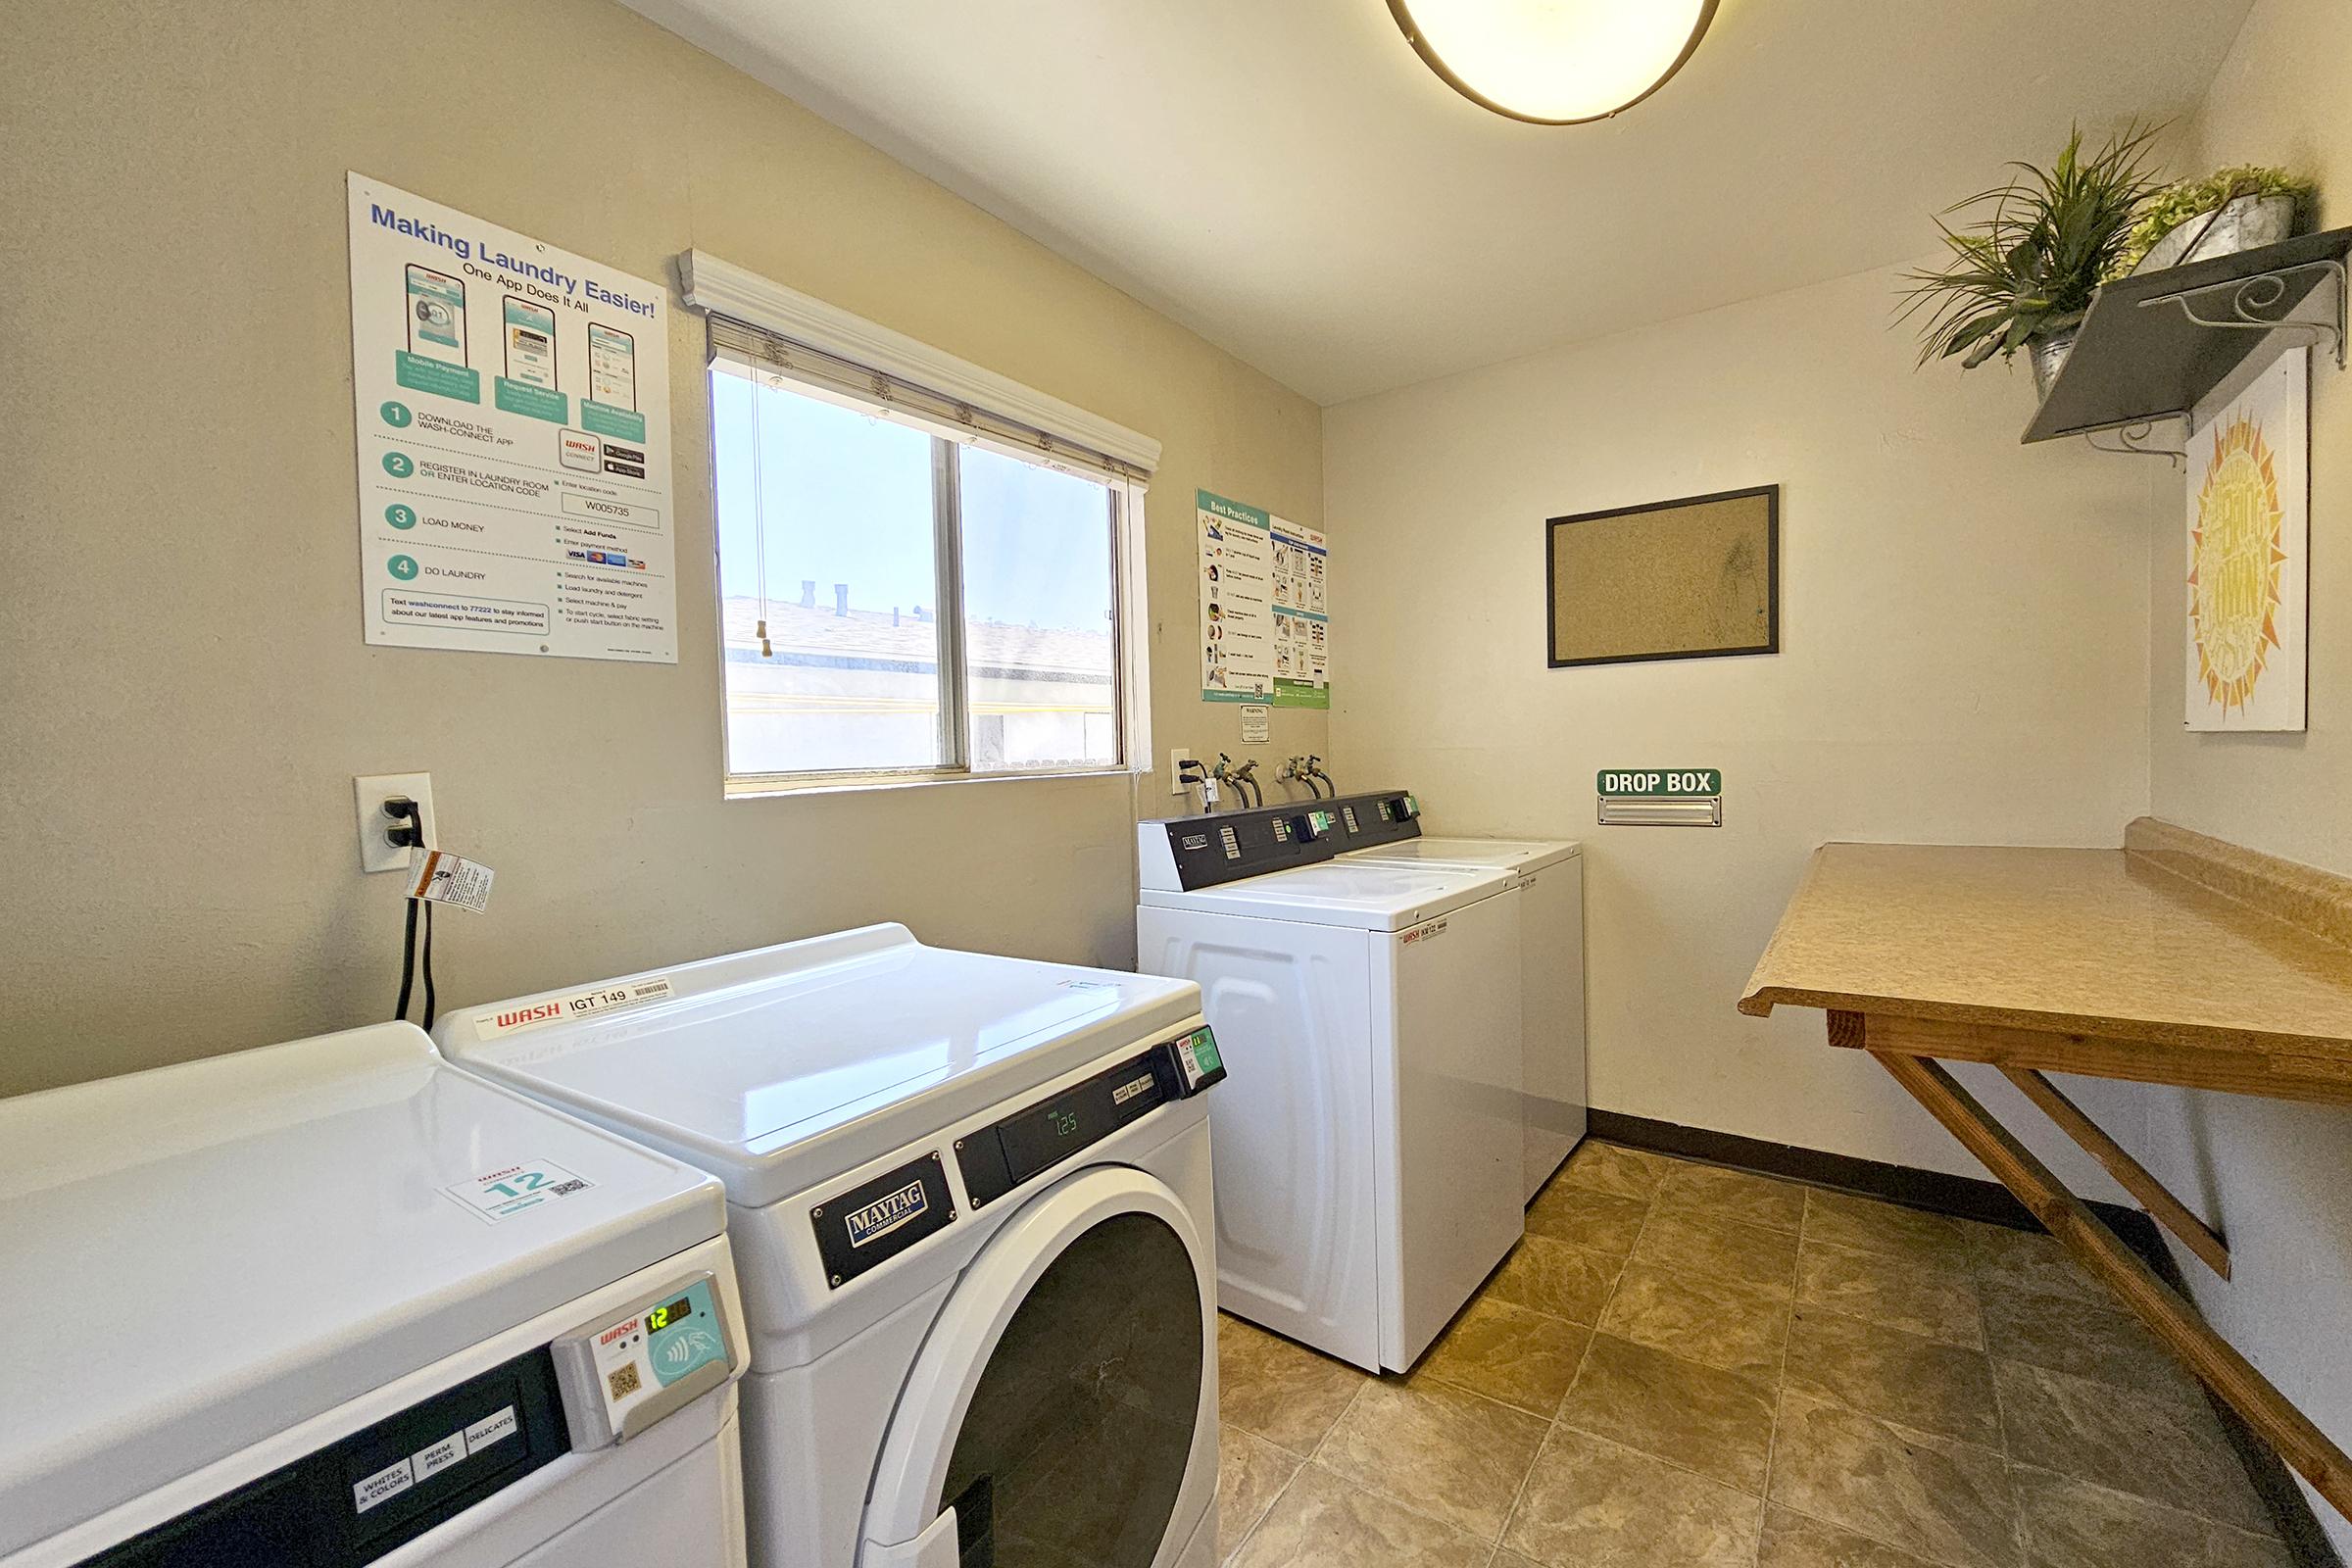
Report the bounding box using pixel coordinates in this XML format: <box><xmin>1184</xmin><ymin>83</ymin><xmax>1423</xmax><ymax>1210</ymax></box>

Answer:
<box><xmin>436</xmin><ymin>925</ymin><xmax>1202</xmax><ymax>1211</ymax></box>
<box><xmin>1137</xmin><ymin>860</ymin><xmax>1512</xmax><ymax>931</ymax></box>
<box><xmin>1345</xmin><ymin>836</ymin><xmax>1582</xmax><ymax>871</ymax></box>
<box><xmin>0</xmin><ymin>1023</ymin><xmax>723</xmax><ymax>1558</ymax></box>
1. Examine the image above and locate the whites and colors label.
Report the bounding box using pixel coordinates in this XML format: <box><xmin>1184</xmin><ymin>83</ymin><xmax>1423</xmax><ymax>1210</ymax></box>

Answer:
<box><xmin>844</xmin><ymin>1179</ymin><xmax>929</xmax><ymax>1249</ymax></box>
<box><xmin>443</xmin><ymin>1157</ymin><xmax>594</xmax><ymax>1223</ymax></box>
<box><xmin>348</xmin><ymin>173</ymin><xmax>677</xmax><ymax>663</ymax></box>
<box><xmin>473</xmin><ymin>976</ymin><xmax>673</xmax><ymax>1039</ymax></box>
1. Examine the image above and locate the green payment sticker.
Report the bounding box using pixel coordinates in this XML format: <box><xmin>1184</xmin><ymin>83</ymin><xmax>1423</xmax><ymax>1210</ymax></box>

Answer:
<box><xmin>1189</xmin><ymin>1028</ymin><xmax>1222</xmax><ymax>1075</ymax></box>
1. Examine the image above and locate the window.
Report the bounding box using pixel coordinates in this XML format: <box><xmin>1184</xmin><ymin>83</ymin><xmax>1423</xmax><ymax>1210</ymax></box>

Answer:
<box><xmin>706</xmin><ymin>313</ymin><xmax>1147</xmax><ymax>791</ymax></box>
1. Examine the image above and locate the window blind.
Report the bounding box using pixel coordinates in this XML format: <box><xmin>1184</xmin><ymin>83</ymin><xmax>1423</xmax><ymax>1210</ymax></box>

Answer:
<box><xmin>706</xmin><ymin>314</ymin><xmax>1151</xmax><ymax>486</ymax></box>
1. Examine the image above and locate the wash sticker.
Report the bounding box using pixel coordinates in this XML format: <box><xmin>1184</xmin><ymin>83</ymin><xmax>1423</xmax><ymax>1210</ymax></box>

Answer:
<box><xmin>472</xmin><ymin>976</ymin><xmax>674</xmax><ymax>1039</ymax></box>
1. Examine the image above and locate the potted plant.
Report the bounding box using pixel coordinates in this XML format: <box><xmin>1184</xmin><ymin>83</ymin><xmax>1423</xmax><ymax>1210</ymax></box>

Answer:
<box><xmin>1900</xmin><ymin>123</ymin><xmax>2166</xmax><ymax>396</ymax></box>
<box><xmin>2118</xmin><ymin>166</ymin><xmax>2311</xmax><ymax>274</ymax></box>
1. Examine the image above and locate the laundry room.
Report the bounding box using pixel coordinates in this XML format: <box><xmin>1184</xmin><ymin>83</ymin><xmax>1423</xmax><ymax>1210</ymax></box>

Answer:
<box><xmin>4</xmin><ymin>2</ymin><xmax>2350</xmax><ymax>1567</ymax></box>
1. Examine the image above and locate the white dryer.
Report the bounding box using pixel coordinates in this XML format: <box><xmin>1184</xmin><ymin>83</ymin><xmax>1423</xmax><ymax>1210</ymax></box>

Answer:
<box><xmin>0</xmin><ymin>1022</ymin><xmax>748</xmax><ymax>1568</ymax></box>
<box><xmin>1335</xmin><ymin>798</ymin><xmax>1590</xmax><ymax>1201</ymax></box>
<box><xmin>1136</xmin><ymin>807</ymin><xmax>1523</xmax><ymax>1373</ymax></box>
<box><xmin>436</xmin><ymin>925</ymin><xmax>1227</xmax><ymax>1568</ymax></box>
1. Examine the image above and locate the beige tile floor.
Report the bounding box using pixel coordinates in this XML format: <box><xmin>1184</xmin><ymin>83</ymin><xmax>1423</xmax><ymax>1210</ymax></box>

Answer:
<box><xmin>1213</xmin><ymin>1141</ymin><xmax>2297</xmax><ymax>1568</ymax></box>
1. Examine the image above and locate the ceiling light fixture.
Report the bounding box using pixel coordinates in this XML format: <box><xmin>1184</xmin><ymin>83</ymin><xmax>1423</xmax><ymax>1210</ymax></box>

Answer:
<box><xmin>1387</xmin><ymin>0</ymin><xmax>1718</xmax><ymax>124</ymax></box>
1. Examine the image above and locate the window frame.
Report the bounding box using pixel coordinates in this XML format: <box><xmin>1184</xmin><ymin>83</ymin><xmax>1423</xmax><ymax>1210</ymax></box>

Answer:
<box><xmin>702</xmin><ymin>333</ymin><xmax>1150</xmax><ymax>799</ymax></box>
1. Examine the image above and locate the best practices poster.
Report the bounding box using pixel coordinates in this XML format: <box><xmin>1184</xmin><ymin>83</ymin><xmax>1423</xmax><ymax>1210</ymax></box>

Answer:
<box><xmin>1198</xmin><ymin>489</ymin><xmax>1329</xmax><ymax>707</ymax></box>
<box><xmin>347</xmin><ymin>173</ymin><xmax>677</xmax><ymax>662</ymax></box>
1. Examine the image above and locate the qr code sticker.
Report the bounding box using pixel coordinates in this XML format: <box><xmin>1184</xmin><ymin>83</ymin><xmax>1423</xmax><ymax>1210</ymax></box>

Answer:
<box><xmin>608</xmin><ymin>1363</ymin><xmax>642</xmax><ymax>1401</ymax></box>
<box><xmin>550</xmin><ymin>1180</ymin><xmax>586</xmax><ymax>1196</ymax></box>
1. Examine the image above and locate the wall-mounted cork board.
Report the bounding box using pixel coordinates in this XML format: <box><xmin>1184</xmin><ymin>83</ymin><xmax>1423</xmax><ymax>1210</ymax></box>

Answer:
<box><xmin>1546</xmin><ymin>484</ymin><xmax>1779</xmax><ymax>667</ymax></box>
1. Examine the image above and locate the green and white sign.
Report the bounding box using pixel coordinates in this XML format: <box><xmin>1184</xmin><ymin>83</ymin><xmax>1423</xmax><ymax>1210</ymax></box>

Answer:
<box><xmin>1596</xmin><ymin>768</ymin><xmax>1722</xmax><ymax>798</ymax></box>
<box><xmin>1199</xmin><ymin>488</ymin><xmax>1330</xmax><ymax>708</ymax></box>
<box><xmin>348</xmin><ymin>173</ymin><xmax>676</xmax><ymax>662</ymax></box>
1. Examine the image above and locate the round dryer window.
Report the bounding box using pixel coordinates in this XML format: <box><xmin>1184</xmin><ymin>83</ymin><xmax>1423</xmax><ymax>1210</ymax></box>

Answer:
<box><xmin>938</xmin><ymin>1212</ymin><xmax>1202</xmax><ymax>1567</ymax></box>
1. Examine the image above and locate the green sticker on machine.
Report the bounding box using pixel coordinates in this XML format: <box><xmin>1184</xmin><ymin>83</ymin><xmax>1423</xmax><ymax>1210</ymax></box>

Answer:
<box><xmin>1596</xmin><ymin>768</ymin><xmax>1722</xmax><ymax>798</ymax></box>
<box><xmin>1189</xmin><ymin>1027</ymin><xmax>1221</xmax><ymax>1076</ymax></box>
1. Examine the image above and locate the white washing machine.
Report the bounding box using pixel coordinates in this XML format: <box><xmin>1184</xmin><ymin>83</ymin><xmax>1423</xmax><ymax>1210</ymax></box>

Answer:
<box><xmin>1136</xmin><ymin>805</ymin><xmax>1523</xmax><ymax>1373</ymax></box>
<box><xmin>0</xmin><ymin>1022</ymin><xmax>749</xmax><ymax>1568</ymax></box>
<box><xmin>436</xmin><ymin>924</ymin><xmax>1227</xmax><ymax>1568</ymax></box>
<box><xmin>1334</xmin><ymin>798</ymin><xmax>1590</xmax><ymax>1201</ymax></box>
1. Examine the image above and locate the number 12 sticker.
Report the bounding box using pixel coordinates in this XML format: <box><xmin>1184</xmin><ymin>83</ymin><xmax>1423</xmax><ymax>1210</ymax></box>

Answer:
<box><xmin>443</xmin><ymin>1157</ymin><xmax>595</xmax><ymax>1223</ymax></box>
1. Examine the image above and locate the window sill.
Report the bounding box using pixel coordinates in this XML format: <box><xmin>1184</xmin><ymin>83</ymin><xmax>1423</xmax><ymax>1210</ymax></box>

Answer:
<box><xmin>723</xmin><ymin>765</ymin><xmax>1139</xmax><ymax>802</ymax></box>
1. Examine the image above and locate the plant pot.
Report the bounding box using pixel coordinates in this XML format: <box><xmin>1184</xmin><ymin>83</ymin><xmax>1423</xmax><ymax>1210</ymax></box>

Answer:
<box><xmin>2132</xmin><ymin>192</ymin><xmax>2297</xmax><ymax>273</ymax></box>
<box><xmin>2029</xmin><ymin>330</ymin><xmax>2078</xmax><ymax>399</ymax></box>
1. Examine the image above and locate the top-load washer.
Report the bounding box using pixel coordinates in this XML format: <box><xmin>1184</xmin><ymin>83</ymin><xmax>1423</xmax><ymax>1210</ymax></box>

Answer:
<box><xmin>1331</xmin><ymin>796</ymin><xmax>1589</xmax><ymax>1200</ymax></box>
<box><xmin>0</xmin><ymin>1021</ymin><xmax>748</xmax><ymax>1568</ymax></box>
<box><xmin>1137</xmin><ymin>804</ymin><xmax>1522</xmax><ymax>1372</ymax></box>
<box><xmin>436</xmin><ymin>924</ymin><xmax>1228</xmax><ymax>1568</ymax></box>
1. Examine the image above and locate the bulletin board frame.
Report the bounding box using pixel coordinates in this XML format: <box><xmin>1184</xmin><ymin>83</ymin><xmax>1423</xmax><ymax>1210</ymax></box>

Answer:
<box><xmin>1544</xmin><ymin>483</ymin><xmax>1780</xmax><ymax>668</ymax></box>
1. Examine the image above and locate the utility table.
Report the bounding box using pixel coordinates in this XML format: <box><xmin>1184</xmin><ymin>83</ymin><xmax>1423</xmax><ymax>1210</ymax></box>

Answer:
<box><xmin>1740</xmin><ymin>818</ymin><xmax>2352</xmax><ymax>1521</ymax></box>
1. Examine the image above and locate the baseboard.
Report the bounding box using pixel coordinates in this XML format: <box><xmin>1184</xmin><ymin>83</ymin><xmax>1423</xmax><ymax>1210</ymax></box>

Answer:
<box><xmin>1587</xmin><ymin>1109</ymin><xmax>2344</xmax><ymax>1566</ymax></box>
<box><xmin>1585</xmin><ymin>1108</ymin><xmax>2138</xmax><ymax>1233</ymax></box>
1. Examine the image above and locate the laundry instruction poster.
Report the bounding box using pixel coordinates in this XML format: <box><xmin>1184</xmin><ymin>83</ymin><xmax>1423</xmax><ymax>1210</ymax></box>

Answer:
<box><xmin>346</xmin><ymin>173</ymin><xmax>677</xmax><ymax>662</ymax></box>
<box><xmin>1199</xmin><ymin>490</ymin><xmax>1330</xmax><ymax>707</ymax></box>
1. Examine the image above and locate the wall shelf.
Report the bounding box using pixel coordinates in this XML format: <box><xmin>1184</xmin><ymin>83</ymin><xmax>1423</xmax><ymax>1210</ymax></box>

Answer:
<box><xmin>2022</xmin><ymin>225</ymin><xmax>2349</xmax><ymax>450</ymax></box>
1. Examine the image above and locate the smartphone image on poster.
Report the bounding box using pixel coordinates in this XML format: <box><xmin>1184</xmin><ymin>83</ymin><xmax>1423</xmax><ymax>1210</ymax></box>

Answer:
<box><xmin>406</xmin><ymin>264</ymin><xmax>467</xmax><ymax>366</ymax></box>
<box><xmin>504</xmin><ymin>296</ymin><xmax>559</xmax><ymax>389</ymax></box>
<box><xmin>588</xmin><ymin>322</ymin><xmax>636</xmax><ymax>410</ymax></box>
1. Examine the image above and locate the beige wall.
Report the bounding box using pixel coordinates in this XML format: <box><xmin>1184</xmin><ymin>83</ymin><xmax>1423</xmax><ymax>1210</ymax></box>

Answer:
<box><xmin>2136</xmin><ymin>0</ymin><xmax>2352</xmax><ymax>1549</ymax></box>
<box><xmin>1324</xmin><ymin>261</ymin><xmax>2154</xmax><ymax>1195</ymax></box>
<box><xmin>0</xmin><ymin>0</ymin><xmax>1321</xmax><ymax>1097</ymax></box>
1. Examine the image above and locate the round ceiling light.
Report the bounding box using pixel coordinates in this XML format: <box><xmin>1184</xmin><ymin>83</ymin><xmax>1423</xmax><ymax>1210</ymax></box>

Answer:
<box><xmin>1388</xmin><ymin>0</ymin><xmax>1719</xmax><ymax>124</ymax></box>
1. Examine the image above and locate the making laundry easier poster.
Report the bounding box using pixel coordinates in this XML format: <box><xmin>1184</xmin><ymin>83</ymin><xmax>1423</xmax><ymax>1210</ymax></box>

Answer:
<box><xmin>346</xmin><ymin>174</ymin><xmax>678</xmax><ymax>662</ymax></box>
<box><xmin>1198</xmin><ymin>489</ymin><xmax>1329</xmax><ymax>707</ymax></box>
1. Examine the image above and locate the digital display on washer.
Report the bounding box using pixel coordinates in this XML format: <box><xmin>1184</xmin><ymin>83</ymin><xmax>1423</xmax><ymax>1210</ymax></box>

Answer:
<box><xmin>997</xmin><ymin>1061</ymin><xmax>1166</xmax><ymax>1188</ymax></box>
<box><xmin>644</xmin><ymin>1296</ymin><xmax>693</xmax><ymax>1333</ymax></box>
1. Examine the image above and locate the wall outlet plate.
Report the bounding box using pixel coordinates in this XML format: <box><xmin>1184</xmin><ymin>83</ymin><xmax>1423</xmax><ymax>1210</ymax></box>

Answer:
<box><xmin>356</xmin><ymin>772</ymin><xmax>437</xmax><ymax>872</ymax></box>
<box><xmin>1168</xmin><ymin>748</ymin><xmax>1200</xmax><ymax>797</ymax></box>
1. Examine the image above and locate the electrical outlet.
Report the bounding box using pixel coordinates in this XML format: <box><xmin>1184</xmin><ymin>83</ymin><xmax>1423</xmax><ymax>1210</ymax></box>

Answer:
<box><xmin>355</xmin><ymin>772</ymin><xmax>436</xmax><ymax>873</ymax></box>
<box><xmin>1168</xmin><ymin>748</ymin><xmax>1200</xmax><ymax>797</ymax></box>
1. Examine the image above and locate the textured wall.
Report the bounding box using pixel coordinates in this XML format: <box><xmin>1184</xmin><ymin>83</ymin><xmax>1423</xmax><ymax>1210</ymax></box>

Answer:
<box><xmin>0</xmin><ymin>0</ymin><xmax>1322</xmax><ymax>1095</ymax></box>
<box><xmin>2136</xmin><ymin>0</ymin><xmax>2352</xmax><ymax>1550</ymax></box>
<box><xmin>1325</xmin><ymin>260</ymin><xmax>2153</xmax><ymax>1194</ymax></box>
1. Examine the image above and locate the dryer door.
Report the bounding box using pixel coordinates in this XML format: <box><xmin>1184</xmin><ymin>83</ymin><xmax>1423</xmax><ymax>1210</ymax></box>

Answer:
<box><xmin>859</xmin><ymin>1166</ymin><xmax>1213</xmax><ymax>1568</ymax></box>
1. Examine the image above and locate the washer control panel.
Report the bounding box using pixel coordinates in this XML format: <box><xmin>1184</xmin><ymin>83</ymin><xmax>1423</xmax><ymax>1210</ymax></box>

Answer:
<box><xmin>550</xmin><ymin>1271</ymin><xmax>736</xmax><ymax>1448</ymax></box>
<box><xmin>956</xmin><ymin>1027</ymin><xmax>1228</xmax><ymax>1209</ymax></box>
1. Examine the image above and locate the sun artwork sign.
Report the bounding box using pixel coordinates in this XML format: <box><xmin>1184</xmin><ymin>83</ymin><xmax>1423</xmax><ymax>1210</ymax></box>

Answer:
<box><xmin>2185</xmin><ymin>347</ymin><xmax>2308</xmax><ymax>732</ymax></box>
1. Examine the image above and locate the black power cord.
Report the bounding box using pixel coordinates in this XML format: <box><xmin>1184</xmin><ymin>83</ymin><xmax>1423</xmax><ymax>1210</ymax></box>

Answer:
<box><xmin>384</xmin><ymin>799</ymin><xmax>438</xmax><ymax>1029</ymax></box>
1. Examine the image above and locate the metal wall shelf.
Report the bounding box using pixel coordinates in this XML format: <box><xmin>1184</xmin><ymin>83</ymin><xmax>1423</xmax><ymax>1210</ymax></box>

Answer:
<box><xmin>2022</xmin><ymin>225</ymin><xmax>2349</xmax><ymax>451</ymax></box>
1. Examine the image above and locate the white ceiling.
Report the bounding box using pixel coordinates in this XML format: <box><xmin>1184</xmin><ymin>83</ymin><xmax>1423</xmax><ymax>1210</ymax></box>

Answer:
<box><xmin>629</xmin><ymin>0</ymin><xmax>2254</xmax><ymax>406</ymax></box>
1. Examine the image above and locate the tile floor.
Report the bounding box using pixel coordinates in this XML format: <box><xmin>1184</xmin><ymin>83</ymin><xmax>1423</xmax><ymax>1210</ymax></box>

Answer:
<box><xmin>1213</xmin><ymin>1141</ymin><xmax>2296</xmax><ymax>1568</ymax></box>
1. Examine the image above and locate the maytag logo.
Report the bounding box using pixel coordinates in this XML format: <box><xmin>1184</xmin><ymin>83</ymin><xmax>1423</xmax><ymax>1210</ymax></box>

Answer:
<box><xmin>1400</xmin><ymin>918</ymin><xmax>1449</xmax><ymax>945</ymax></box>
<box><xmin>844</xmin><ymin>1179</ymin><xmax>928</xmax><ymax>1248</ymax></box>
<box><xmin>1180</xmin><ymin>834</ymin><xmax>1210</xmax><ymax>851</ymax></box>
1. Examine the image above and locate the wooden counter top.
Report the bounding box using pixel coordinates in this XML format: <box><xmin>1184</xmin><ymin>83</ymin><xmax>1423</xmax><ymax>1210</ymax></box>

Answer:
<box><xmin>1740</xmin><ymin>841</ymin><xmax>2352</xmax><ymax>1057</ymax></box>
<box><xmin>1740</xmin><ymin>824</ymin><xmax>2352</xmax><ymax>1521</ymax></box>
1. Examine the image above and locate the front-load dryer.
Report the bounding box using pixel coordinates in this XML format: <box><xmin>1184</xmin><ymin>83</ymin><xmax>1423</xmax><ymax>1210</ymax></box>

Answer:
<box><xmin>0</xmin><ymin>1022</ymin><xmax>748</xmax><ymax>1568</ymax></box>
<box><xmin>437</xmin><ymin>925</ymin><xmax>1227</xmax><ymax>1568</ymax></box>
<box><xmin>1137</xmin><ymin>806</ymin><xmax>1523</xmax><ymax>1373</ymax></box>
